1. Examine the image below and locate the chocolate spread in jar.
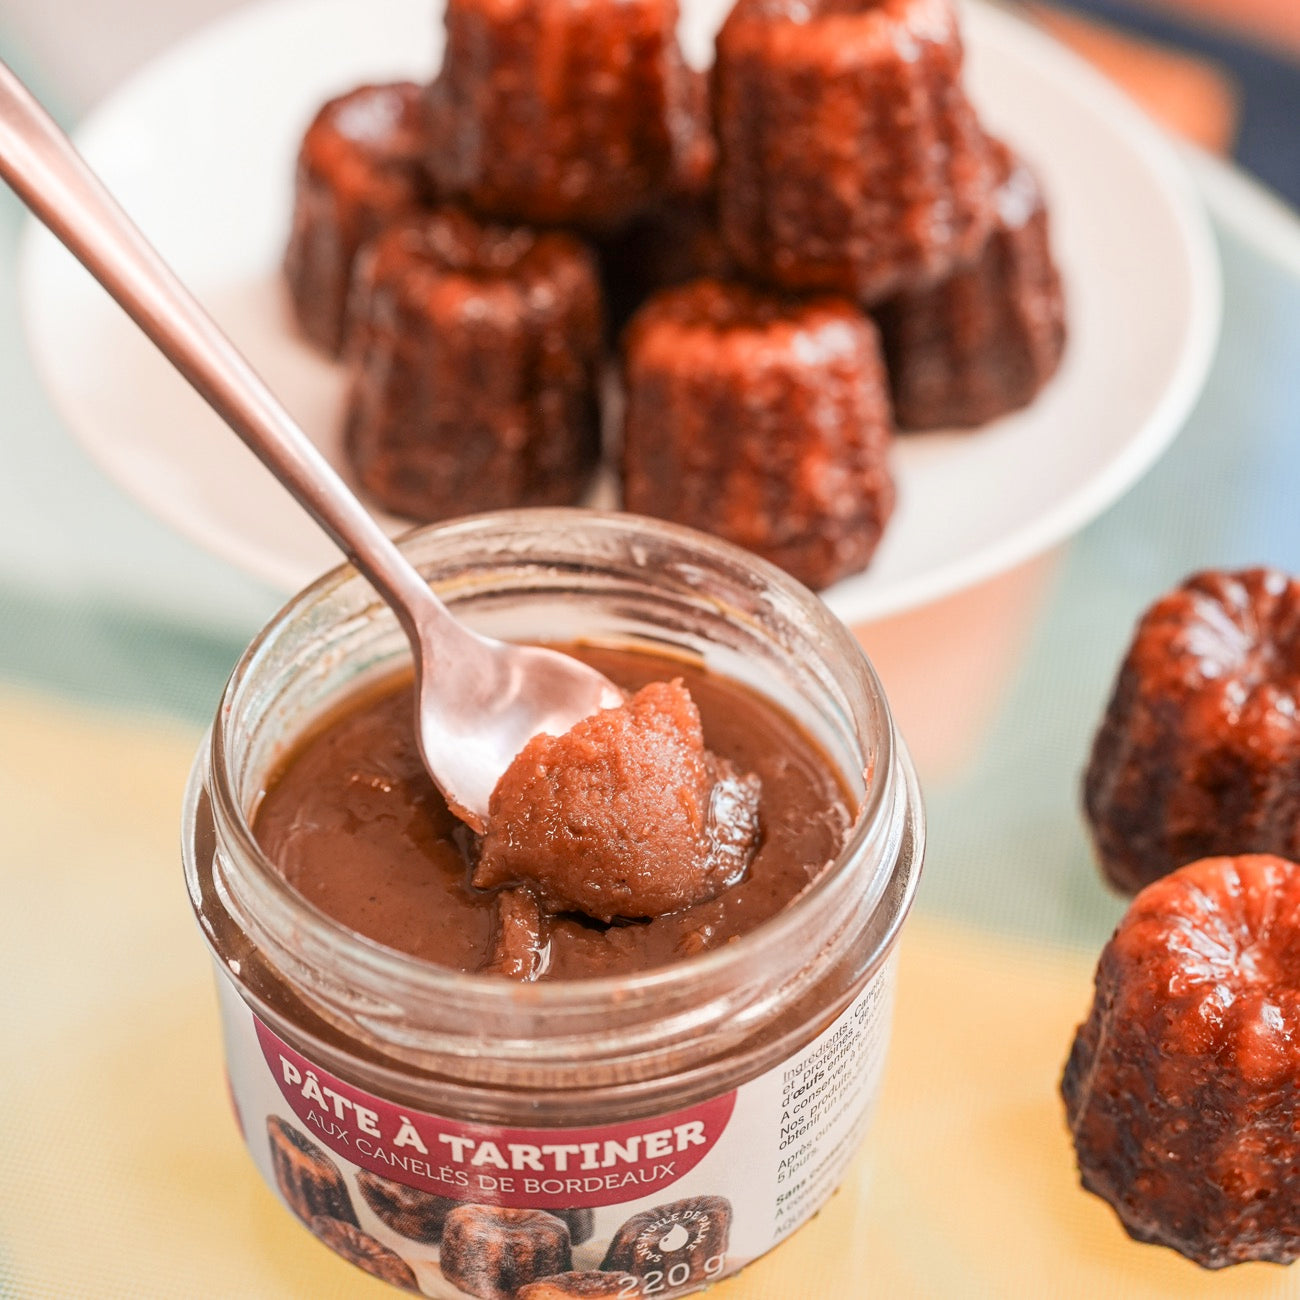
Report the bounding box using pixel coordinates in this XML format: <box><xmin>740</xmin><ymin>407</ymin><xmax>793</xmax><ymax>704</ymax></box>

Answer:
<box><xmin>253</xmin><ymin>645</ymin><xmax>854</xmax><ymax>980</ymax></box>
<box><xmin>475</xmin><ymin>679</ymin><xmax>762</xmax><ymax>923</ymax></box>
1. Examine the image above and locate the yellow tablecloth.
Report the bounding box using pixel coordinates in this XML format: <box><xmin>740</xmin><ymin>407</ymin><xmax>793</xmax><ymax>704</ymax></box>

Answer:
<box><xmin>3</xmin><ymin>686</ymin><xmax>1296</xmax><ymax>1299</ymax></box>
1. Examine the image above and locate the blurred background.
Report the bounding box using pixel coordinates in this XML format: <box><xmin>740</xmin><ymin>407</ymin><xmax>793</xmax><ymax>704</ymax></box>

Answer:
<box><xmin>5</xmin><ymin>0</ymin><xmax>1299</xmax><ymax>205</ymax></box>
<box><xmin>0</xmin><ymin>5</ymin><xmax>1297</xmax><ymax>1297</ymax></box>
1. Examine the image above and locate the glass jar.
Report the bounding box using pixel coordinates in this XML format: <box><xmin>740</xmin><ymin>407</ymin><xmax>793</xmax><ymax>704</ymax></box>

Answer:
<box><xmin>183</xmin><ymin>510</ymin><xmax>924</xmax><ymax>1297</ymax></box>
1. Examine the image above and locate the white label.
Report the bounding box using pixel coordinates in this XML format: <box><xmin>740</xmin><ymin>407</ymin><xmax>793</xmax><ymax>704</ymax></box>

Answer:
<box><xmin>218</xmin><ymin>955</ymin><xmax>895</xmax><ymax>1296</ymax></box>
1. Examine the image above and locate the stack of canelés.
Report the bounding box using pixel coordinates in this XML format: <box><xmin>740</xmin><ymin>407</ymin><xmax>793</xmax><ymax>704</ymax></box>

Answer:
<box><xmin>283</xmin><ymin>0</ymin><xmax>1067</xmax><ymax>592</ymax></box>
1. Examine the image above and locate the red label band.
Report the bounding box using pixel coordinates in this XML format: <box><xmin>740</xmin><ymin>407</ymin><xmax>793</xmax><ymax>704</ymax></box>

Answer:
<box><xmin>256</xmin><ymin>1018</ymin><xmax>736</xmax><ymax>1210</ymax></box>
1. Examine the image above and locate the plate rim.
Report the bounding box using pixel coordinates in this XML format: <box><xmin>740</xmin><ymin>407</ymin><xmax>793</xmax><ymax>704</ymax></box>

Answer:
<box><xmin>17</xmin><ymin>0</ymin><xmax>1222</xmax><ymax>624</ymax></box>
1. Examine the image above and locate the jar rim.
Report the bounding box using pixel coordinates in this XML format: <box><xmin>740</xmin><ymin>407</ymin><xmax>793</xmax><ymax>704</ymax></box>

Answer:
<box><xmin>204</xmin><ymin>510</ymin><xmax>918</xmax><ymax>1023</ymax></box>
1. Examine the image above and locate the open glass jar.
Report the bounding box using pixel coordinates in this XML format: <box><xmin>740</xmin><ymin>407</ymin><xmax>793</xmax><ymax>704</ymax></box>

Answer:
<box><xmin>183</xmin><ymin>511</ymin><xmax>924</xmax><ymax>1297</ymax></box>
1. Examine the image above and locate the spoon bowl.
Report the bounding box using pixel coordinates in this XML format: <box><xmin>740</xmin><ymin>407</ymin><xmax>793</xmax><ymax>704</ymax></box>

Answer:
<box><xmin>410</xmin><ymin>615</ymin><xmax>624</xmax><ymax>831</ymax></box>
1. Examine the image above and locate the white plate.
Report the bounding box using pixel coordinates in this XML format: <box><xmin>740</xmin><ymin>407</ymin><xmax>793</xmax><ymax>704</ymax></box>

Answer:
<box><xmin>19</xmin><ymin>0</ymin><xmax>1220</xmax><ymax>624</ymax></box>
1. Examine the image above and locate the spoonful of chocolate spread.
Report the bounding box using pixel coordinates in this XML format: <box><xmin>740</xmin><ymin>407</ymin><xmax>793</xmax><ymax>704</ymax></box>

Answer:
<box><xmin>480</xmin><ymin>678</ymin><xmax>761</xmax><ymax>903</ymax></box>
<box><xmin>475</xmin><ymin>680</ymin><xmax>762</xmax><ymax>977</ymax></box>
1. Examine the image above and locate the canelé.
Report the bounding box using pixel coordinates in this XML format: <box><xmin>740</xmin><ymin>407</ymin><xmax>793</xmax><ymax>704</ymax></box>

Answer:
<box><xmin>266</xmin><ymin>1117</ymin><xmax>357</xmax><ymax>1226</ymax></box>
<box><xmin>602</xmin><ymin>1196</ymin><xmax>732</xmax><ymax>1287</ymax></box>
<box><xmin>307</xmin><ymin>1216</ymin><xmax>420</xmax><ymax>1290</ymax></box>
<box><xmin>620</xmin><ymin>279</ymin><xmax>895</xmax><ymax>590</ymax></box>
<box><xmin>714</xmin><ymin>0</ymin><xmax>995</xmax><ymax>302</ymax></box>
<box><xmin>439</xmin><ymin>1205</ymin><xmax>573</xmax><ymax>1299</ymax></box>
<box><xmin>426</xmin><ymin>0</ymin><xmax>706</xmax><ymax>229</ymax></box>
<box><xmin>342</xmin><ymin>208</ymin><xmax>603</xmax><ymax>522</ymax></box>
<box><xmin>598</xmin><ymin>191</ymin><xmax>732</xmax><ymax>339</ymax></box>
<box><xmin>877</xmin><ymin>139</ymin><xmax>1067</xmax><ymax>430</ymax></box>
<box><xmin>355</xmin><ymin>1169</ymin><xmax>455</xmax><ymax>1242</ymax></box>
<box><xmin>284</xmin><ymin>82</ymin><xmax>433</xmax><ymax>354</ymax></box>
<box><xmin>1084</xmin><ymin>569</ymin><xmax>1300</xmax><ymax>894</ymax></box>
<box><xmin>1063</xmin><ymin>854</ymin><xmax>1300</xmax><ymax>1268</ymax></box>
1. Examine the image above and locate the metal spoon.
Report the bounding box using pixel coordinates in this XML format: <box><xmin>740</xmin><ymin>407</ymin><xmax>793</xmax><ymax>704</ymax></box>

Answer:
<box><xmin>0</xmin><ymin>61</ymin><xmax>623</xmax><ymax>831</ymax></box>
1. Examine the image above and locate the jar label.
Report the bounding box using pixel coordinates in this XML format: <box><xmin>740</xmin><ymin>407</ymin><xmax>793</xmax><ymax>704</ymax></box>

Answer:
<box><xmin>218</xmin><ymin>955</ymin><xmax>895</xmax><ymax>1296</ymax></box>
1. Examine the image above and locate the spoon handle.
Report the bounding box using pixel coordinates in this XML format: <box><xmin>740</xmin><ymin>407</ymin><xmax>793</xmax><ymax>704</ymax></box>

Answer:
<box><xmin>0</xmin><ymin>60</ymin><xmax>460</xmax><ymax>647</ymax></box>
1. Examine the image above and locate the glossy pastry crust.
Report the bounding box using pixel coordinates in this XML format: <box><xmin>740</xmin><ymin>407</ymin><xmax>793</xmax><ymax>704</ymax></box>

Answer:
<box><xmin>426</xmin><ymin>0</ymin><xmax>708</xmax><ymax>229</ymax></box>
<box><xmin>284</xmin><ymin>82</ymin><xmax>434</xmax><ymax>354</ymax></box>
<box><xmin>1084</xmin><ymin>568</ymin><xmax>1300</xmax><ymax>894</ymax></box>
<box><xmin>621</xmin><ymin>279</ymin><xmax>895</xmax><ymax>591</ymax></box>
<box><xmin>714</xmin><ymin>0</ymin><xmax>996</xmax><ymax>302</ymax></box>
<box><xmin>342</xmin><ymin>207</ymin><xmax>604</xmax><ymax>522</ymax></box>
<box><xmin>877</xmin><ymin>139</ymin><xmax>1067</xmax><ymax>430</ymax></box>
<box><xmin>1062</xmin><ymin>854</ymin><xmax>1300</xmax><ymax>1268</ymax></box>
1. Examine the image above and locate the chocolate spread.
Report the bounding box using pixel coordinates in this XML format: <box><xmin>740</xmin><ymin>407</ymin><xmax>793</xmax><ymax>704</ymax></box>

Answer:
<box><xmin>254</xmin><ymin>646</ymin><xmax>852</xmax><ymax>979</ymax></box>
<box><xmin>475</xmin><ymin>679</ymin><xmax>761</xmax><ymax>923</ymax></box>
